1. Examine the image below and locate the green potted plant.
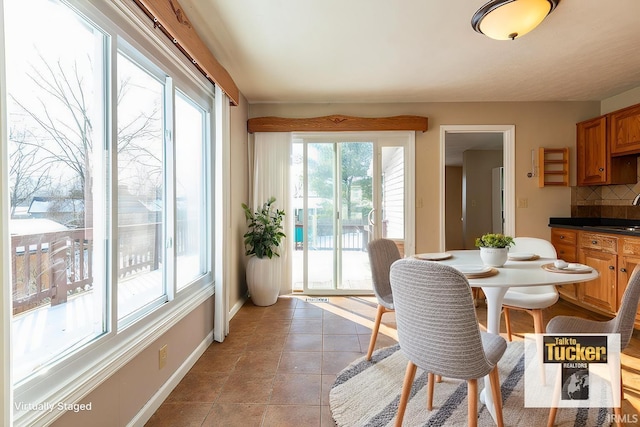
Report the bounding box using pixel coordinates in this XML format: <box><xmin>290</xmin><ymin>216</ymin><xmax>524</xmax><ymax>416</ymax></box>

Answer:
<box><xmin>475</xmin><ymin>233</ymin><xmax>514</xmax><ymax>267</ymax></box>
<box><xmin>242</xmin><ymin>197</ymin><xmax>286</xmax><ymax>306</ymax></box>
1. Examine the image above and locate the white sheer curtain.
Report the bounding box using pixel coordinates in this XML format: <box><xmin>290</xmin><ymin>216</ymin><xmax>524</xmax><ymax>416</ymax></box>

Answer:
<box><xmin>250</xmin><ymin>132</ymin><xmax>292</xmax><ymax>296</ymax></box>
<box><xmin>214</xmin><ymin>86</ymin><xmax>230</xmax><ymax>342</ymax></box>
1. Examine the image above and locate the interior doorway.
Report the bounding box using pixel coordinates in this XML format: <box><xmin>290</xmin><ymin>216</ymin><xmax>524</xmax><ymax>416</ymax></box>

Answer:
<box><xmin>439</xmin><ymin>125</ymin><xmax>515</xmax><ymax>251</ymax></box>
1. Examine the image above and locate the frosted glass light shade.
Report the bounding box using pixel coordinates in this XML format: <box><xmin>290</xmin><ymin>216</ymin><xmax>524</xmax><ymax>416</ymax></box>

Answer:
<box><xmin>471</xmin><ymin>0</ymin><xmax>560</xmax><ymax>40</ymax></box>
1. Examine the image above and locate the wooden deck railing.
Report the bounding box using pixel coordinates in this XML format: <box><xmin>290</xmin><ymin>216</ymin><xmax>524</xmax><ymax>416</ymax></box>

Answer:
<box><xmin>11</xmin><ymin>229</ymin><xmax>93</xmax><ymax>314</ymax></box>
<box><xmin>11</xmin><ymin>222</ymin><xmax>167</xmax><ymax>315</ymax></box>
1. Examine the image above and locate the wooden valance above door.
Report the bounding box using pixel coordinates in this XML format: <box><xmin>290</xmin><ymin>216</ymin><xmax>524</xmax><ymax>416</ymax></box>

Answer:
<box><xmin>247</xmin><ymin>115</ymin><xmax>428</xmax><ymax>133</ymax></box>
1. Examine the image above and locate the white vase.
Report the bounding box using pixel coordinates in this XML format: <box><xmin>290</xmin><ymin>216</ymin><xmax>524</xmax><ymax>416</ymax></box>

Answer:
<box><xmin>246</xmin><ymin>256</ymin><xmax>280</xmax><ymax>306</ymax></box>
<box><xmin>479</xmin><ymin>247</ymin><xmax>509</xmax><ymax>267</ymax></box>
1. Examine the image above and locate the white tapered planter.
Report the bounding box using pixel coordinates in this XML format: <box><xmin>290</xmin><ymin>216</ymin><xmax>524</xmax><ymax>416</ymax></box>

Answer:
<box><xmin>246</xmin><ymin>256</ymin><xmax>280</xmax><ymax>306</ymax></box>
<box><xmin>479</xmin><ymin>247</ymin><xmax>509</xmax><ymax>267</ymax></box>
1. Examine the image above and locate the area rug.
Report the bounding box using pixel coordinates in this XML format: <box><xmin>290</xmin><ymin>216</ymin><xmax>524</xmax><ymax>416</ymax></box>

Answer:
<box><xmin>330</xmin><ymin>342</ymin><xmax>611</xmax><ymax>426</ymax></box>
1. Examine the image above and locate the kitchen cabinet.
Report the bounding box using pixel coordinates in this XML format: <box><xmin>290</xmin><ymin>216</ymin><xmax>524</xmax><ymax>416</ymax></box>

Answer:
<box><xmin>551</xmin><ymin>228</ymin><xmax>577</xmax><ymax>299</ymax></box>
<box><xmin>551</xmin><ymin>227</ymin><xmax>640</xmax><ymax>328</ymax></box>
<box><xmin>577</xmin><ymin>231</ymin><xmax>617</xmax><ymax>313</ymax></box>
<box><xmin>576</xmin><ymin>116</ymin><xmax>637</xmax><ymax>186</ymax></box>
<box><xmin>577</xmin><ymin>246</ymin><xmax>617</xmax><ymax>314</ymax></box>
<box><xmin>577</xmin><ymin>116</ymin><xmax>608</xmax><ymax>185</ymax></box>
<box><xmin>610</xmin><ymin>103</ymin><xmax>640</xmax><ymax>155</ymax></box>
<box><xmin>617</xmin><ymin>236</ymin><xmax>640</xmax><ymax>324</ymax></box>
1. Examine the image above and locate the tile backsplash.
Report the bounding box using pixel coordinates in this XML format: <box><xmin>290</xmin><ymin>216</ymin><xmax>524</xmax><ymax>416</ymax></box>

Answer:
<box><xmin>571</xmin><ymin>164</ymin><xmax>640</xmax><ymax>219</ymax></box>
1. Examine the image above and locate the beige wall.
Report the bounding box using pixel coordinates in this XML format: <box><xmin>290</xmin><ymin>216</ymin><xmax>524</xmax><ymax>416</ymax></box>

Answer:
<box><xmin>52</xmin><ymin>297</ymin><xmax>214</xmax><ymax>427</ymax></box>
<box><xmin>229</xmin><ymin>94</ymin><xmax>250</xmax><ymax>311</ymax></box>
<box><xmin>248</xmin><ymin>101</ymin><xmax>600</xmax><ymax>252</ymax></box>
<box><xmin>601</xmin><ymin>86</ymin><xmax>640</xmax><ymax>115</ymax></box>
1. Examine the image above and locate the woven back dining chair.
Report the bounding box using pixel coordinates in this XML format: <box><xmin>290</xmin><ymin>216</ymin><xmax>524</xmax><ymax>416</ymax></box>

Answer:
<box><xmin>365</xmin><ymin>238</ymin><xmax>401</xmax><ymax>360</ymax></box>
<box><xmin>390</xmin><ymin>258</ymin><xmax>507</xmax><ymax>427</ymax></box>
<box><xmin>546</xmin><ymin>264</ymin><xmax>640</xmax><ymax>427</ymax></box>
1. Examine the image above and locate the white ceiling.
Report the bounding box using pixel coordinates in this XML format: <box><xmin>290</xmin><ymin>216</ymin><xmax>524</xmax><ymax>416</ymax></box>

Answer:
<box><xmin>179</xmin><ymin>0</ymin><xmax>640</xmax><ymax>104</ymax></box>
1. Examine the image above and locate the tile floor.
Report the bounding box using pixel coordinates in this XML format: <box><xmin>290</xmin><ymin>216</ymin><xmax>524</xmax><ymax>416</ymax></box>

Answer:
<box><xmin>145</xmin><ymin>295</ymin><xmax>398</xmax><ymax>427</ymax></box>
<box><xmin>145</xmin><ymin>295</ymin><xmax>640</xmax><ymax>427</ymax></box>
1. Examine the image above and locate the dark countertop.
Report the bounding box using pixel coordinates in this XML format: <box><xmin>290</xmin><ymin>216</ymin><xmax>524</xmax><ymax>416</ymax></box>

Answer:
<box><xmin>549</xmin><ymin>217</ymin><xmax>640</xmax><ymax>236</ymax></box>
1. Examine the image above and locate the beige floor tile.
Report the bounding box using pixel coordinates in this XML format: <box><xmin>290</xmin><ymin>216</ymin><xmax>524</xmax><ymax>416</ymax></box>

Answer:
<box><xmin>165</xmin><ymin>371</ymin><xmax>228</xmax><ymax>403</ymax></box>
<box><xmin>216</xmin><ymin>377</ymin><xmax>274</xmax><ymax>404</ymax></box>
<box><xmin>145</xmin><ymin>402</ymin><xmax>212</xmax><ymax>427</ymax></box>
<box><xmin>201</xmin><ymin>403</ymin><xmax>266</xmax><ymax>427</ymax></box>
<box><xmin>284</xmin><ymin>333</ymin><xmax>323</xmax><ymax>351</ymax></box>
<box><xmin>270</xmin><ymin>373</ymin><xmax>322</xmax><ymax>405</ymax></box>
<box><xmin>262</xmin><ymin>405</ymin><xmax>321</xmax><ymax>427</ymax></box>
<box><xmin>278</xmin><ymin>351</ymin><xmax>323</xmax><ymax>374</ymax></box>
<box><xmin>322</xmin><ymin>334</ymin><xmax>361</xmax><ymax>352</ymax></box>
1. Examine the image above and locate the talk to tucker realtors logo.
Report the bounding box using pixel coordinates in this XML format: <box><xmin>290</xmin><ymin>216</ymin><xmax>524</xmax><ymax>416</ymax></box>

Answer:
<box><xmin>543</xmin><ymin>335</ymin><xmax>607</xmax><ymax>401</ymax></box>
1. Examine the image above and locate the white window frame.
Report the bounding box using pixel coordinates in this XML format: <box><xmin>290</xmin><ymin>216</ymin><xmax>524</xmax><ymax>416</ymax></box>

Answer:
<box><xmin>2</xmin><ymin>1</ymin><xmax>217</xmax><ymax>425</ymax></box>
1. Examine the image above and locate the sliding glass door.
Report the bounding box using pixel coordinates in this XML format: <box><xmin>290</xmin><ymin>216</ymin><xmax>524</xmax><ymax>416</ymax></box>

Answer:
<box><xmin>292</xmin><ymin>132</ymin><xmax>414</xmax><ymax>294</ymax></box>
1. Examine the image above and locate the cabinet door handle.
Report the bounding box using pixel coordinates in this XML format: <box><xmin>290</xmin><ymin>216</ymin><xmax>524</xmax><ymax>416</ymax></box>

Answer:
<box><xmin>621</xmin><ymin>268</ymin><xmax>627</xmax><ymax>273</ymax></box>
<box><xmin>592</xmin><ymin>240</ymin><xmax>598</xmax><ymax>244</ymax></box>
<box><xmin>609</xmin><ymin>265</ymin><xmax>615</xmax><ymax>270</ymax></box>
<box><xmin>599</xmin><ymin>167</ymin><xmax>604</xmax><ymax>172</ymax></box>
<box><xmin>560</xmin><ymin>236</ymin><xmax>565</xmax><ymax>239</ymax></box>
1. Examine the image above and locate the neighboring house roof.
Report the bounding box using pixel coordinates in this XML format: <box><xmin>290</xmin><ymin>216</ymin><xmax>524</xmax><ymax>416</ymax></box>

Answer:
<box><xmin>10</xmin><ymin>218</ymin><xmax>68</xmax><ymax>236</ymax></box>
<box><xmin>28</xmin><ymin>197</ymin><xmax>84</xmax><ymax>214</ymax></box>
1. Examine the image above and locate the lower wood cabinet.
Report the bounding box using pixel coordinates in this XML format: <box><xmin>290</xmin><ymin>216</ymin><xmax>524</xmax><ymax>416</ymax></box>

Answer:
<box><xmin>551</xmin><ymin>227</ymin><xmax>640</xmax><ymax>327</ymax></box>
<box><xmin>577</xmin><ymin>248</ymin><xmax>617</xmax><ymax>313</ymax></box>
<box><xmin>617</xmin><ymin>237</ymin><xmax>640</xmax><ymax>324</ymax></box>
<box><xmin>551</xmin><ymin>228</ymin><xmax>578</xmax><ymax>300</ymax></box>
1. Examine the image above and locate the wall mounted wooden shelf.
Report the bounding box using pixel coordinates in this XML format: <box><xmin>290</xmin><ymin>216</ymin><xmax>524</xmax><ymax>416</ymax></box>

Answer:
<box><xmin>538</xmin><ymin>147</ymin><xmax>569</xmax><ymax>187</ymax></box>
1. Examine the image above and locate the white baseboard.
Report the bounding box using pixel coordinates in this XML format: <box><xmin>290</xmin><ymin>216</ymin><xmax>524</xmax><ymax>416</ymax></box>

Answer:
<box><xmin>127</xmin><ymin>331</ymin><xmax>214</xmax><ymax>427</ymax></box>
<box><xmin>230</xmin><ymin>294</ymin><xmax>248</xmax><ymax>320</ymax></box>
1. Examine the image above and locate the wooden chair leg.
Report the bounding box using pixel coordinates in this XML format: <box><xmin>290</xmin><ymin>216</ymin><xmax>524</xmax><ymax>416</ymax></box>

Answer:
<box><xmin>503</xmin><ymin>307</ymin><xmax>513</xmax><ymax>342</ymax></box>
<box><xmin>467</xmin><ymin>378</ymin><xmax>478</xmax><ymax>427</ymax></box>
<box><xmin>613</xmin><ymin>367</ymin><xmax>624</xmax><ymax>427</ymax></box>
<box><xmin>489</xmin><ymin>366</ymin><xmax>504</xmax><ymax>427</ymax></box>
<box><xmin>547</xmin><ymin>406</ymin><xmax>558</xmax><ymax>427</ymax></box>
<box><xmin>547</xmin><ymin>365</ymin><xmax>562</xmax><ymax>427</ymax></box>
<box><xmin>366</xmin><ymin>304</ymin><xmax>386</xmax><ymax>360</ymax></box>
<box><xmin>531</xmin><ymin>309</ymin><xmax>545</xmax><ymax>334</ymax></box>
<box><xmin>395</xmin><ymin>361</ymin><xmax>417</xmax><ymax>427</ymax></box>
<box><xmin>427</xmin><ymin>372</ymin><xmax>434</xmax><ymax>410</ymax></box>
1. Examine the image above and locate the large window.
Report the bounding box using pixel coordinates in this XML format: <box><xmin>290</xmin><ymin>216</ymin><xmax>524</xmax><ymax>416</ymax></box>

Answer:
<box><xmin>3</xmin><ymin>0</ymin><xmax>215</xmax><ymax>424</ymax></box>
<box><xmin>116</xmin><ymin>51</ymin><xmax>167</xmax><ymax>322</ymax></box>
<box><xmin>5</xmin><ymin>0</ymin><xmax>108</xmax><ymax>384</ymax></box>
<box><xmin>175</xmin><ymin>92</ymin><xmax>208</xmax><ymax>290</ymax></box>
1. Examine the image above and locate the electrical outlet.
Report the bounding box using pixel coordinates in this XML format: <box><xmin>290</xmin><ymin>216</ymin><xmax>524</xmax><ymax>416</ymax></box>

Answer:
<box><xmin>159</xmin><ymin>344</ymin><xmax>168</xmax><ymax>369</ymax></box>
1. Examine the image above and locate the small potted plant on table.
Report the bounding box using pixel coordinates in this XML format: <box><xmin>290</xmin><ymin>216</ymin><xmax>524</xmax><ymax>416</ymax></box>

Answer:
<box><xmin>475</xmin><ymin>233</ymin><xmax>514</xmax><ymax>267</ymax></box>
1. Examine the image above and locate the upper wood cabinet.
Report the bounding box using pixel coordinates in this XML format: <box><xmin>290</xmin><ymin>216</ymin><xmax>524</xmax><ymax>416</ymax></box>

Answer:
<box><xmin>576</xmin><ymin>114</ymin><xmax>637</xmax><ymax>186</ymax></box>
<box><xmin>577</xmin><ymin>116</ymin><xmax>608</xmax><ymax>185</ymax></box>
<box><xmin>610</xmin><ymin>104</ymin><xmax>640</xmax><ymax>156</ymax></box>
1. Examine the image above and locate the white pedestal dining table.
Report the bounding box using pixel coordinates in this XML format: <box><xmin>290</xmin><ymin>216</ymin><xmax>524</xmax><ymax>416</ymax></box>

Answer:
<box><xmin>432</xmin><ymin>249</ymin><xmax>600</xmax><ymax>423</ymax></box>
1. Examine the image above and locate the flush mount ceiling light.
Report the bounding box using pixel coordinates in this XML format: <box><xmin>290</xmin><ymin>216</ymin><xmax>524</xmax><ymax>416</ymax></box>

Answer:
<box><xmin>471</xmin><ymin>0</ymin><xmax>560</xmax><ymax>40</ymax></box>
